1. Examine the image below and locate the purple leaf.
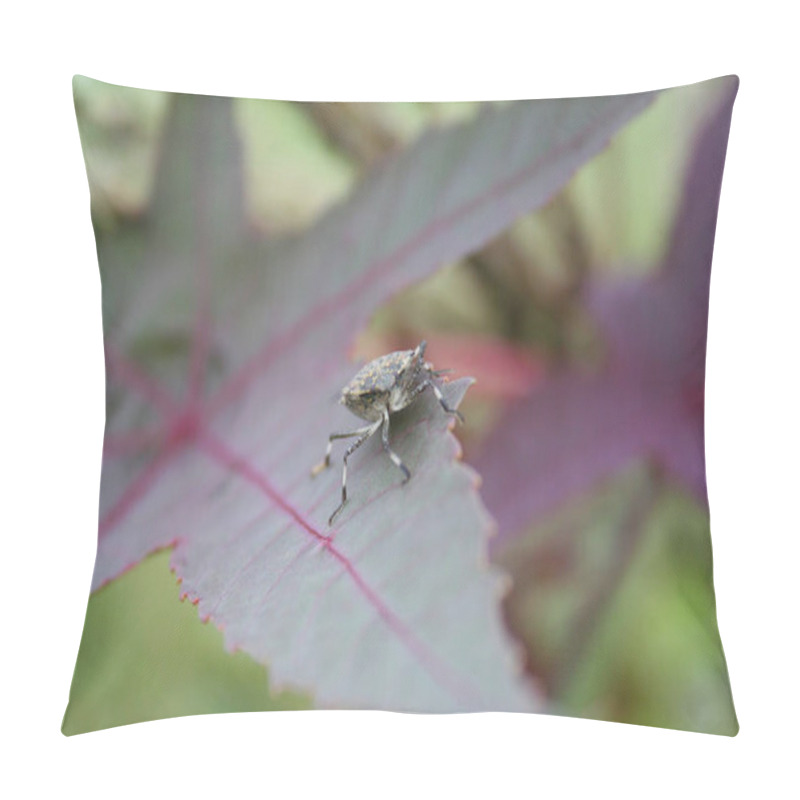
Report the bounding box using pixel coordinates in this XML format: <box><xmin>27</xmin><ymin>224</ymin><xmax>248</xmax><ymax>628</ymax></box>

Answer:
<box><xmin>474</xmin><ymin>76</ymin><xmax>739</xmax><ymax>544</ymax></box>
<box><xmin>83</xmin><ymin>79</ymin><xmax>654</xmax><ymax>711</ymax></box>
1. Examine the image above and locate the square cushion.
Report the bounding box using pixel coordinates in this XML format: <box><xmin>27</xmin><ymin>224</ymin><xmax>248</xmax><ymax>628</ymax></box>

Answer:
<box><xmin>64</xmin><ymin>75</ymin><xmax>738</xmax><ymax>735</ymax></box>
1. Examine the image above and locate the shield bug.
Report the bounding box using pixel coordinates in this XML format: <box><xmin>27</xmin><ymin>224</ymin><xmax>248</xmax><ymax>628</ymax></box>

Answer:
<box><xmin>311</xmin><ymin>340</ymin><xmax>463</xmax><ymax>525</ymax></box>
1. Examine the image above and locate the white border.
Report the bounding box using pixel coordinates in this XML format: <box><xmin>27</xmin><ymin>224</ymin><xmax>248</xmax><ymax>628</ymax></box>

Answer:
<box><xmin>3</xmin><ymin>1</ymin><xmax>797</xmax><ymax>797</ymax></box>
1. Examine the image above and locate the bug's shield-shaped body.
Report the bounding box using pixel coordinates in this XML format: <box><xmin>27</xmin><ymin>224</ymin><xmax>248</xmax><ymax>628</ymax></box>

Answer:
<box><xmin>341</xmin><ymin>344</ymin><xmax>429</xmax><ymax>421</ymax></box>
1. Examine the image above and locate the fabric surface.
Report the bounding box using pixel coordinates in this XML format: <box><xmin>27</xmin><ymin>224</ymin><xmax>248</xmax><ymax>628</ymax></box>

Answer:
<box><xmin>64</xmin><ymin>75</ymin><xmax>738</xmax><ymax>735</ymax></box>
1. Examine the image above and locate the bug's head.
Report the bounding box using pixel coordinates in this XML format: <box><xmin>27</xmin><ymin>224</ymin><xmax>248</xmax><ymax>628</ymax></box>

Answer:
<box><xmin>341</xmin><ymin>385</ymin><xmax>387</xmax><ymax>421</ymax></box>
<box><xmin>413</xmin><ymin>340</ymin><xmax>427</xmax><ymax>362</ymax></box>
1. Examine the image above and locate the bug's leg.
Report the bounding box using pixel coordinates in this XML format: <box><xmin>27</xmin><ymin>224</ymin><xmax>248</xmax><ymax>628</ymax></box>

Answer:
<box><xmin>416</xmin><ymin>379</ymin><xmax>465</xmax><ymax>423</ymax></box>
<box><xmin>329</xmin><ymin>420</ymin><xmax>381</xmax><ymax>525</ymax></box>
<box><xmin>311</xmin><ymin>425</ymin><xmax>374</xmax><ymax>477</ymax></box>
<box><xmin>380</xmin><ymin>409</ymin><xmax>411</xmax><ymax>484</ymax></box>
<box><xmin>430</xmin><ymin>381</ymin><xmax>465</xmax><ymax>423</ymax></box>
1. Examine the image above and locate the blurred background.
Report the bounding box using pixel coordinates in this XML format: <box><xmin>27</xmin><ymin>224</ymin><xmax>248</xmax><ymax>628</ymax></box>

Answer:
<box><xmin>65</xmin><ymin>80</ymin><xmax>737</xmax><ymax>735</ymax></box>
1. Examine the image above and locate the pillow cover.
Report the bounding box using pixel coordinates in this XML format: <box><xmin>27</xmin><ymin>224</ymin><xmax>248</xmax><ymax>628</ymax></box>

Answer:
<box><xmin>64</xmin><ymin>75</ymin><xmax>738</xmax><ymax>735</ymax></box>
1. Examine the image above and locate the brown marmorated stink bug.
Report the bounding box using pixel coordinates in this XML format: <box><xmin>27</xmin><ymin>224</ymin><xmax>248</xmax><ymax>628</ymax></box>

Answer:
<box><xmin>311</xmin><ymin>340</ymin><xmax>463</xmax><ymax>525</ymax></box>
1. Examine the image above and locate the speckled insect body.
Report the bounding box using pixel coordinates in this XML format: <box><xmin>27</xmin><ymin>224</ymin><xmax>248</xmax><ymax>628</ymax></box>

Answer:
<box><xmin>311</xmin><ymin>341</ymin><xmax>462</xmax><ymax>525</ymax></box>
